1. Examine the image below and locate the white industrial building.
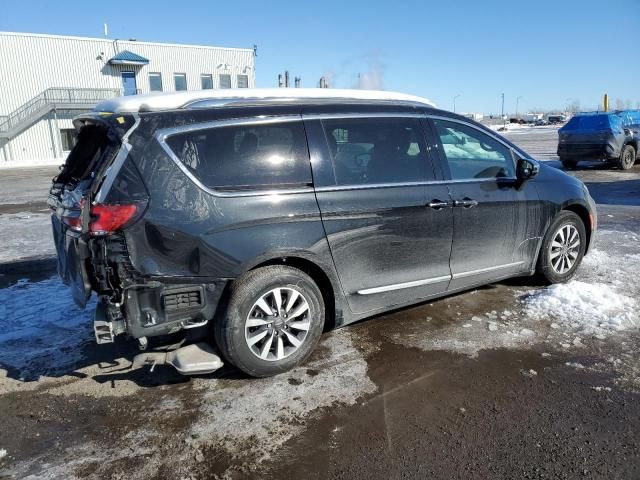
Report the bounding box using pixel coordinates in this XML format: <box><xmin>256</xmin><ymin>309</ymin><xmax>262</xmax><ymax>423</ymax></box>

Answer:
<box><xmin>0</xmin><ymin>31</ymin><xmax>256</xmax><ymax>164</ymax></box>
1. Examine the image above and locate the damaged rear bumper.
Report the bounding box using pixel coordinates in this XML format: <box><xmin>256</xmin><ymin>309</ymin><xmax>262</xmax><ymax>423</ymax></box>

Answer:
<box><xmin>557</xmin><ymin>143</ymin><xmax>618</xmax><ymax>161</ymax></box>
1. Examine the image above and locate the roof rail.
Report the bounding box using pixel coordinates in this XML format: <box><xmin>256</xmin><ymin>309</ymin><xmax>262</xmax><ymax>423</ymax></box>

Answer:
<box><xmin>93</xmin><ymin>88</ymin><xmax>435</xmax><ymax>114</ymax></box>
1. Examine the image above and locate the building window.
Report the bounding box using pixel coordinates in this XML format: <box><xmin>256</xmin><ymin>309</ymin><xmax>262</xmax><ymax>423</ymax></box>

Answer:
<box><xmin>219</xmin><ymin>74</ymin><xmax>232</xmax><ymax>89</ymax></box>
<box><xmin>237</xmin><ymin>74</ymin><xmax>249</xmax><ymax>88</ymax></box>
<box><xmin>60</xmin><ymin>129</ymin><xmax>77</xmax><ymax>152</ymax></box>
<box><xmin>149</xmin><ymin>73</ymin><xmax>163</xmax><ymax>92</ymax></box>
<box><xmin>200</xmin><ymin>74</ymin><xmax>213</xmax><ymax>90</ymax></box>
<box><xmin>174</xmin><ymin>73</ymin><xmax>187</xmax><ymax>91</ymax></box>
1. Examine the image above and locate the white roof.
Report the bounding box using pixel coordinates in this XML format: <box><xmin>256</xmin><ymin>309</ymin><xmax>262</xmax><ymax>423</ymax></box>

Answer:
<box><xmin>94</xmin><ymin>88</ymin><xmax>435</xmax><ymax>113</ymax></box>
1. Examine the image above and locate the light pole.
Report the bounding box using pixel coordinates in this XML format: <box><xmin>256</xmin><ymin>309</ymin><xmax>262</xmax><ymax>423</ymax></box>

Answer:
<box><xmin>516</xmin><ymin>96</ymin><xmax>523</xmax><ymax>118</ymax></box>
<box><xmin>453</xmin><ymin>94</ymin><xmax>461</xmax><ymax>113</ymax></box>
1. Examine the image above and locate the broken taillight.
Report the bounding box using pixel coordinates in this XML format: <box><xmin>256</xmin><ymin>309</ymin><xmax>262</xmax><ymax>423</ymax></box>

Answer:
<box><xmin>61</xmin><ymin>212</ymin><xmax>83</xmax><ymax>232</ymax></box>
<box><xmin>89</xmin><ymin>204</ymin><xmax>139</xmax><ymax>236</ymax></box>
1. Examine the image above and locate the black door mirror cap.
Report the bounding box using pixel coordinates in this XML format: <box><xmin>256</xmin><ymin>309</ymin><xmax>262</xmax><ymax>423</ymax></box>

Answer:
<box><xmin>516</xmin><ymin>157</ymin><xmax>540</xmax><ymax>181</ymax></box>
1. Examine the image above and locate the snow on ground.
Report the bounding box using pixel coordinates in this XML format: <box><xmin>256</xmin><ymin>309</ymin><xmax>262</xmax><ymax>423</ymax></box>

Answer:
<box><xmin>393</xmin><ymin>228</ymin><xmax>640</xmax><ymax>358</ymax></box>
<box><xmin>0</xmin><ymin>212</ymin><xmax>55</xmax><ymax>262</ymax></box>
<box><xmin>0</xmin><ymin>448</ymin><xmax>6</xmax><ymax>460</ymax></box>
<box><xmin>0</xmin><ymin>277</ymin><xmax>95</xmax><ymax>381</ymax></box>
<box><xmin>191</xmin><ymin>329</ymin><xmax>377</xmax><ymax>463</ymax></box>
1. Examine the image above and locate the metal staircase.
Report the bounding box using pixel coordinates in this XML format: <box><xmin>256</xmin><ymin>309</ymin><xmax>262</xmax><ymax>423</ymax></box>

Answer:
<box><xmin>0</xmin><ymin>87</ymin><xmax>124</xmax><ymax>140</ymax></box>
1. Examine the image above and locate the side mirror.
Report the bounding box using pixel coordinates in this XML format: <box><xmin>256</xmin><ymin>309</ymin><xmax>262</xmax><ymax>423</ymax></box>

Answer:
<box><xmin>516</xmin><ymin>158</ymin><xmax>539</xmax><ymax>180</ymax></box>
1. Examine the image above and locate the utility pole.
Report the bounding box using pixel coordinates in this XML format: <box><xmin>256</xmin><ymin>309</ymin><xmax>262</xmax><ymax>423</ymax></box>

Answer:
<box><xmin>501</xmin><ymin>93</ymin><xmax>505</xmax><ymax>126</ymax></box>
<box><xmin>453</xmin><ymin>94</ymin><xmax>461</xmax><ymax>113</ymax></box>
<box><xmin>516</xmin><ymin>96</ymin><xmax>523</xmax><ymax>118</ymax></box>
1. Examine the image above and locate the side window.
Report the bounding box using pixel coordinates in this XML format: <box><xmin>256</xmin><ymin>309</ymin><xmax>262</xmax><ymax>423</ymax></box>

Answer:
<box><xmin>433</xmin><ymin>119</ymin><xmax>515</xmax><ymax>180</ymax></box>
<box><xmin>321</xmin><ymin>117</ymin><xmax>432</xmax><ymax>185</ymax></box>
<box><xmin>165</xmin><ymin>121</ymin><xmax>311</xmax><ymax>190</ymax></box>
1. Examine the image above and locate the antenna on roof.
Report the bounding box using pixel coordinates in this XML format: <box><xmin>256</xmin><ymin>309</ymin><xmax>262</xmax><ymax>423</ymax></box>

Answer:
<box><xmin>103</xmin><ymin>23</ymin><xmax>109</xmax><ymax>38</ymax></box>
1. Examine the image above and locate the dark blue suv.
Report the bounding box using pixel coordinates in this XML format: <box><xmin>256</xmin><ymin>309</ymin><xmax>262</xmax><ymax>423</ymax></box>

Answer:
<box><xmin>558</xmin><ymin>110</ymin><xmax>640</xmax><ymax>169</ymax></box>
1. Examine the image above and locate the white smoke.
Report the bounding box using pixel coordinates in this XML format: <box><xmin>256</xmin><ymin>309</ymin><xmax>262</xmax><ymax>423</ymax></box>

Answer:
<box><xmin>355</xmin><ymin>55</ymin><xmax>386</xmax><ymax>90</ymax></box>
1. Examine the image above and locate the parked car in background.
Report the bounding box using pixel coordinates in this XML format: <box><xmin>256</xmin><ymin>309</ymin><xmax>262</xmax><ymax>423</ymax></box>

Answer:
<box><xmin>547</xmin><ymin>114</ymin><xmax>567</xmax><ymax>125</ymax></box>
<box><xmin>557</xmin><ymin>111</ymin><xmax>640</xmax><ymax>169</ymax></box>
<box><xmin>49</xmin><ymin>89</ymin><xmax>597</xmax><ymax>378</ymax></box>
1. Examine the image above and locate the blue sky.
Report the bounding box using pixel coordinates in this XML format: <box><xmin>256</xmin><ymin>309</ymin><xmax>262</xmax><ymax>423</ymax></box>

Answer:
<box><xmin>2</xmin><ymin>0</ymin><xmax>639</xmax><ymax>114</ymax></box>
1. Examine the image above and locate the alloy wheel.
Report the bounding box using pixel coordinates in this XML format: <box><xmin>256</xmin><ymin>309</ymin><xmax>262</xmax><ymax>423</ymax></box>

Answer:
<box><xmin>244</xmin><ymin>287</ymin><xmax>311</xmax><ymax>361</ymax></box>
<box><xmin>549</xmin><ymin>224</ymin><xmax>581</xmax><ymax>274</ymax></box>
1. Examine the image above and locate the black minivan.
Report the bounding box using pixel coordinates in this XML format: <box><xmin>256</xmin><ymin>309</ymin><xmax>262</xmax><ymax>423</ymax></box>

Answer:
<box><xmin>49</xmin><ymin>89</ymin><xmax>597</xmax><ymax>377</ymax></box>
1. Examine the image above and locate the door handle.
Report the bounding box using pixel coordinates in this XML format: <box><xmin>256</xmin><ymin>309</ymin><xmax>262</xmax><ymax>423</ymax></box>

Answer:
<box><xmin>453</xmin><ymin>198</ymin><xmax>479</xmax><ymax>208</ymax></box>
<box><xmin>427</xmin><ymin>199</ymin><xmax>452</xmax><ymax>210</ymax></box>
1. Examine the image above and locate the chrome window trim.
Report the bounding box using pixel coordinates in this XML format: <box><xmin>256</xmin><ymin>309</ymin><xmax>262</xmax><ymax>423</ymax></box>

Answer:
<box><xmin>451</xmin><ymin>261</ymin><xmax>525</xmax><ymax>280</ymax></box>
<box><xmin>95</xmin><ymin>115</ymin><xmax>141</xmax><ymax>204</ymax></box>
<box><xmin>155</xmin><ymin>115</ymin><xmax>315</xmax><ymax>198</ymax></box>
<box><xmin>315</xmin><ymin>180</ymin><xmax>441</xmax><ymax>192</ymax></box>
<box><xmin>313</xmin><ymin>176</ymin><xmax>510</xmax><ymax>193</ymax></box>
<box><xmin>302</xmin><ymin>112</ymin><xmax>425</xmax><ymax>121</ymax></box>
<box><xmin>357</xmin><ymin>275</ymin><xmax>451</xmax><ymax>295</ymax></box>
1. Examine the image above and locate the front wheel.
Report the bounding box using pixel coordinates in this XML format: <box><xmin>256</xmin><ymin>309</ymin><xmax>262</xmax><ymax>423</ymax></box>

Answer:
<box><xmin>214</xmin><ymin>265</ymin><xmax>325</xmax><ymax>377</ymax></box>
<box><xmin>618</xmin><ymin>144</ymin><xmax>636</xmax><ymax>170</ymax></box>
<box><xmin>536</xmin><ymin>211</ymin><xmax>587</xmax><ymax>284</ymax></box>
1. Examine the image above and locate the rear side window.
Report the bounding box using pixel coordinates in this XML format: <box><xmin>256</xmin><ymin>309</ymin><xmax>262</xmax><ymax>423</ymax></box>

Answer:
<box><xmin>433</xmin><ymin>119</ymin><xmax>515</xmax><ymax>180</ymax></box>
<box><xmin>562</xmin><ymin>114</ymin><xmax>611</xmax><ymax>132</ymax></box>
<box><xmin>321</xmin><ymin>117</ymin><xmax>432</xmax><ymax>185</ymax></box>
<box><xmin>165</xmin><ymin>121</ymin><xmax>311</xmax><ymax>190</ymax></box>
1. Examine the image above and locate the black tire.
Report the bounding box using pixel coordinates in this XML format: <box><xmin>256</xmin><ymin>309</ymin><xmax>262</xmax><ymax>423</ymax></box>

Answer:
<box><xmin>536</xmin><ymin>211</ymin><xmax>587</xmax><ymax>284</ymax></box>
<box><xmin>560</xmin><ymin>157</ymin><xmax>578</xmax><ymax>170</ymax></box>
<box><xmin>618</xmin><ymin>144</ymin><xmax>636</xmax><ymax>170</ymax></box>
<box><xmin>214</xmin><ymin>265</ymin><xmax>325</xmax><ymax>377</ymax></box>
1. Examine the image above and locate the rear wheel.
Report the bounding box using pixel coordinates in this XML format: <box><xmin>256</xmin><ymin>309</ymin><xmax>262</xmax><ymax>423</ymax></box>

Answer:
<box><xmin>618</xmin><ymin>144</ymin><xmax>636</xmax><ymax>170</ymax></box>
<box><xmin>536</xmin><ymin>211</ymin><xmax>586</xmax><ymax>284</ymax></box>
<box><xmin>214</xmin><ymin>265</ymin><xmax>325</xmax><ymax>377</ymax></box>
<box><xmin>560</xmin><ymin>157</ymin><xmax>577</xmax><ymax>170</ymax></box>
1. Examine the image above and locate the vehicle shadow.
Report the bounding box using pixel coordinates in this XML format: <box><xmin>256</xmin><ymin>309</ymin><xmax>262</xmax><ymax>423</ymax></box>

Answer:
<box><xmin>0</xmin><ymin>331</ymin><xmax>246</xmax><ymax>388</ymax></box>
<box><xmin>583</xmin><ymin>178</ymin><xmax>640</xmax><ymax>206</ymax></box>
<box><xmin>544</xmin><ymin>159</ymin><xmax>615</xmax><ymax>171</ymax></box>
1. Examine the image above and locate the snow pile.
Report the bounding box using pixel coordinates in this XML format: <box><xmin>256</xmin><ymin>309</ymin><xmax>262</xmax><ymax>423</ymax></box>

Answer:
<box><xmin>523</xmin><ymin>281</ymin><xmax>637</xmax><ymax>335</ymax></box>
<box><xmin>0</xmin><ymin>277</ymin><xmax>94</xmax><ymax>381</ymax></box>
